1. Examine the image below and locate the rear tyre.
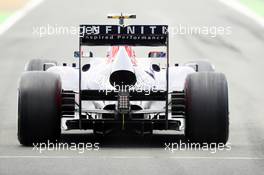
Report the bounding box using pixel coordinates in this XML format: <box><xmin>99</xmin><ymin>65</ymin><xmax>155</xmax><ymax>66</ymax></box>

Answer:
<box><xmin>185</xmin><ymin>72</ymin><xmax>229</xmax><ymax>144</ymax></box>
<box><xmin>25</xmin><ymin>59</ymin><xmax>57</xmax><ymax>71</ymax></box>
<box><xmin>18</xmin><ymin>72</ymin><xmax>62</xmax><ymax>146</ymax></box>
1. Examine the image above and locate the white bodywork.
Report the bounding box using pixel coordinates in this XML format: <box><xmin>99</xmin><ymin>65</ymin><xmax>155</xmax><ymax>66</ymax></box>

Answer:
<box><xmin>47</xmin><ymin>46</ymin><xmax>195</xmax><ymax>122</ymax></box>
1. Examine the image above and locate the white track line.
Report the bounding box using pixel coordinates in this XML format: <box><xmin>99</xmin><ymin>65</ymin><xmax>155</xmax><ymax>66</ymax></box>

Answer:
<box><xmin>0</xmin><ymin>155</ymin><xmax>264</xmax><ymax>160</ymax></box>
<box><xmin>218</xmin><ymin>0</ymin><xmax>264</xmax><ymax>27</ymax></box>
<box><xmin>0</xmin><ymin>0</ymin><xmax>44</xmax><ymax>35</ymax></box>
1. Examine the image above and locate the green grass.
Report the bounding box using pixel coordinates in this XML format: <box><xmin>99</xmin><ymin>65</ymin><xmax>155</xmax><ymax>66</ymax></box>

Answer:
<box><xmin>0</xmin><ymin>12</ymin><xmax>11</xmax><ymax>24</ymax></box>
<box><xmin>240</xmin><ymin>0</ymin><xmax>264</xmax><ymax>17</ymax></box>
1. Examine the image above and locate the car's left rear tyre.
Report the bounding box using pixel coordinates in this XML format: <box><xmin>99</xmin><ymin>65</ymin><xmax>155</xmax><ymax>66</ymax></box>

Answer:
<box><xmin>18</xmin><ymin>71</ymin><xmax>62</xmax><ymax>146</ymax></box>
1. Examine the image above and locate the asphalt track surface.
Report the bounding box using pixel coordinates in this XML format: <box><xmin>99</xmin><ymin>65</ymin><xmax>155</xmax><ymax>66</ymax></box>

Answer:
<box><xmin>0</xmin><ymin>0</ymin><xmax>264</xmax><ymax>174</ymax></box>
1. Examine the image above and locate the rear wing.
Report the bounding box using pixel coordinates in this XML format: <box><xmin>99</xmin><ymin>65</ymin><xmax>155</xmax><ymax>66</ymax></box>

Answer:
<box><xmin>79</xmin><ymin>25</ymin><xmax>168</xmax><ymax>46</ymax></box>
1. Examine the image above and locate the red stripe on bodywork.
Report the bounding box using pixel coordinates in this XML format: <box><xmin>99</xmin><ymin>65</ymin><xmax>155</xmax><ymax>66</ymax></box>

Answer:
<box><xmin>106</xmin><ymin>46</ymin><xmax>137</xmax><ymax>66</ymax></box>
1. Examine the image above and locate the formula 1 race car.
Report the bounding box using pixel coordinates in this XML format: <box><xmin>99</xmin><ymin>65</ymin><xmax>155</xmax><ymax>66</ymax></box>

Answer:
<box><xmin>17</xmin><ymin>14</ymin><xmax>229</xmax><ymax>146</ymax></box>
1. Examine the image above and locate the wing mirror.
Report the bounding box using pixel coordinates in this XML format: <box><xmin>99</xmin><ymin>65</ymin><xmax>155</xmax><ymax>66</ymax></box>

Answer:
<box><xmin>148</xmin><ymin>51</ymin><xmax>166</xmax><ymax>58</ymax></box>
<box><xmin>74</xmin><ymin>51</ymin><xmax>93</xmax><ymax>58</ymax></box>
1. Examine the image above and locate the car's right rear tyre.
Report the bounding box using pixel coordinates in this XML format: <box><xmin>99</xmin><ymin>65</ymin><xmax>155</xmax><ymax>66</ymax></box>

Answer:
<box><xmin>185</xmin><ymin>72</ymin><xmax>229</xmax><ymax>144</ymax></box>
<box><xmin>18</xmin><ymin>71</ymin><xmax>62</xmax><ymax>146</ymax></box>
